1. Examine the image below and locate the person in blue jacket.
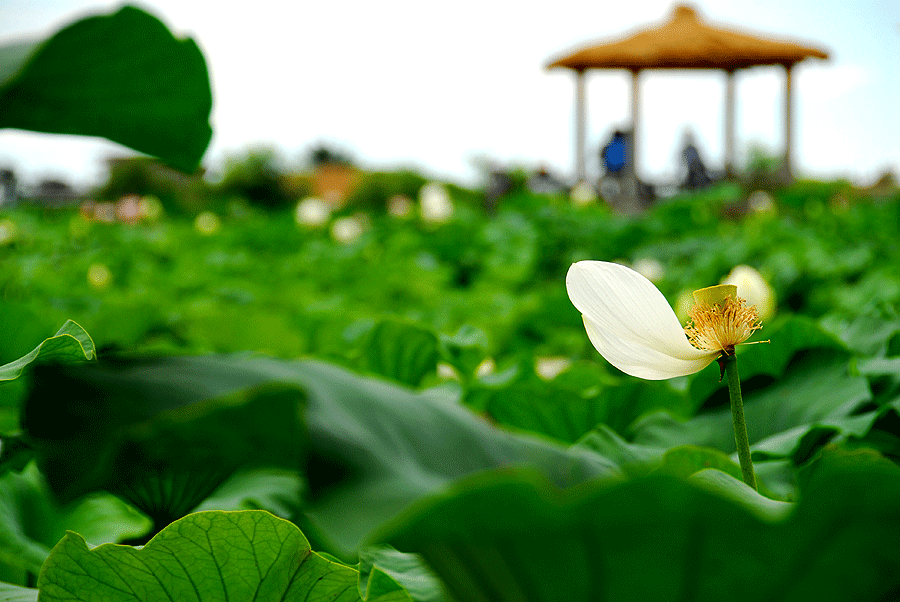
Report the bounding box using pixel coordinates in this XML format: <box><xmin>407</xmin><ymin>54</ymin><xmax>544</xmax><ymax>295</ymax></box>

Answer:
<box><xmin>602</xmin><ymin>130</ymin><xmax>628</xmax><ymax>177</ymax></box>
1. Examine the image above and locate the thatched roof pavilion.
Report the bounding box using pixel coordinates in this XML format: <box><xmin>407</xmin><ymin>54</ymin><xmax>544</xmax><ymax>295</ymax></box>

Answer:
<box><xmin>547</xmin><ymin>4</ymin><xmax>829</xmax><ymax>195</ymax></box>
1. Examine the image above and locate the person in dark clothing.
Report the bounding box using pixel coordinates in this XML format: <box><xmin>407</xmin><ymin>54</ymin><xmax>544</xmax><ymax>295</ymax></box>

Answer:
<box><xmin>681</xmin><ymin>129</ymin><xmax>712</xmax><ymax>190</ymax></box>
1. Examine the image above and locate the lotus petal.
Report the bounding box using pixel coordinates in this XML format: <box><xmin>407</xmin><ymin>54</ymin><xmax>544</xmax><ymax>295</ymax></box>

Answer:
<box><xmin>566</xmin><ymin>261</ymin><xmax>718</xmax><ymax>379</ymax></box>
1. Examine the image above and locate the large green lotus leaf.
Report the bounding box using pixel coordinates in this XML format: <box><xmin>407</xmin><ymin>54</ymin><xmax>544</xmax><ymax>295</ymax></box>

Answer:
<box><xmin>0</xmin><ymin>6</ymin><xmax>211</xmax><ymax>172</ymax></box>
<box><xmin>0</xmin><ymin>581</ymin><xmax>37</xmax><ymax>602</ymax></box>
<box><xmin>0</xmin><ymin>464</ymin><xmax>149</xmax><ymax>579</ymax></box>
<box><xmin>358</xmin><ymin>546</ymin><xmax>447</xmax><ymax>602</ymax></box>
<box><xmin>572</xmin><ymin>425</ymin><xmax>664</xmax><ymax>477</ymax></box>
<box><xmin>377</xmin><ymin>459</ymin><xmax>900</xmax><ymax>602</ymax></box>
<box><xmin>631</xmin><ymin>351</ymin><xmax>870</xmax><ymax>458</ymax></box>
<box><xmin>485</xmin><ymin>377</ymin><xmax>692</xmax><ymax>445</ymax></box>
<box><xmin>819</xmin><ymin>414</ymin><xmax>900</xmax><ymax>481</ymax></box>
<box><xmin>22</xmin><ymin>355</ymin><xmax>617</xmax><ymax>556</ymax></box>
<box><xmin>280</xmin><ymin>360</ymin><xmax>618</xmax><ymax>556</ymax></box>
<box><xmin>37</xmin><ymin>510</ymin><xmax>362</xmax><ymax>602</ymax></box>
<box><xmin>0</xmin><ymin>321</ymin><xmax>94</xmax><ymax>382</ymax></box>
<box><xmin>22</xmin><ymin>368</ymin><xmax>305</xmax><ymax>529</ymax></box>
<box><xmin>359</xmin><ymin>320</ymin><xmax>439</xmax><ymax>387</ymax></box>
<box><xmin>821</xmin><ymin>313</ymin><xmax>900</xmax><ymax>356</ymax></box>
<box><xmin>856</xmin><ymin>356</ymin><xmax>900</xmax><ymax>409</ymax></box>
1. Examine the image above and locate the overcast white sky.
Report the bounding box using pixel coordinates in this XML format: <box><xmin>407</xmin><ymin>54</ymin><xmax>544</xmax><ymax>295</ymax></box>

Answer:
<box><xmin>0</xmin><ymin>0</ymin><xmax>897</xmax><ymax>189</ymax></box>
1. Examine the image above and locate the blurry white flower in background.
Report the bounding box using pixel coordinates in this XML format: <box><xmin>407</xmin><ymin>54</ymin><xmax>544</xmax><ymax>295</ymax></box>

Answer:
<box><xmin>388</xmin><ymin>194</ymin><xmax>414</xmax><ymax>218</ymax></box>
<box><xmin>747</xmin><ymin>190</ymin><xmax>775</xmax><ymax>214</ymax></box>
<box><xmin>437</xmin><ymin>362</ymin><xmax>459</xmax><ymax>381</ymax></box>
<box><xmin>721</xmin><ymin>265</ymin><xmax>776</xmax><ymax>321</ymax></box>
<box><xmin>569</xmin><ymin>181</ymin><xmax>597</xmax><ymax>206</ymax></box>
<box><xmin>535</xmin><ymin>356</ymin><xmax>572</xmax><ymax>380</ymax></box>
<box><xmin>295</xmin><ymin>197</ymin><xmax>332</xmax><ymax>227</ymax></box>
<box><xmin>330</xmin><ymin>214</ymin><xmax>367</xmax><ymax>243</ymax></box>
<box><xmin>419</xmin><ymin>183</ymin><xmax>453</xmax><ymax>223</ymax></box>
<box><xmin>194</xmin><ymin>211</ymin><xmax>221</xmax><ymax>235</ymax></box>
<box><xmin>87</xmin><ymin>263</ymin><xmax>112</xmax><ymax>289</ymax></box>
<box><xmin>631</xmin><ymin>257</ymin><xmax>665</xmax><ymax>283</ymax></box>
<box><xmin>475</xmin><ymin>357</ymin><xmax>495</xmax><ymax>378</ymax></box>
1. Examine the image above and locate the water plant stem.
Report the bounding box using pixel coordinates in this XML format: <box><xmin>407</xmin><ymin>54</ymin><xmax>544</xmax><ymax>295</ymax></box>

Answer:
<box><xmin>723</xmin><ymin>353</ymin><xmax>757</xmax><ymax>490</ymax></box>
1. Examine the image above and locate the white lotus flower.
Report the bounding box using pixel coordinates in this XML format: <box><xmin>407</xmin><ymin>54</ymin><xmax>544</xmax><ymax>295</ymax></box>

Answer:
<box><xmin>566</xmin><ymin>261</ymin><xmax>762</xmax><ymax>380</ymax></box>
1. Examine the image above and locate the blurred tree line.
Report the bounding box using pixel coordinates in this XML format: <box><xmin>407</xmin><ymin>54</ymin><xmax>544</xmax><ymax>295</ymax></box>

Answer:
<box><xmin>93</xmin><ymin>145</ymin><xmax>480</xmax><ymax>216</ymax></box>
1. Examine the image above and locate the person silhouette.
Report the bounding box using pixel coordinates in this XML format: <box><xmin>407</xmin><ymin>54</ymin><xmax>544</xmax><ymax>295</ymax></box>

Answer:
<box><xmin>681</xmin><ymin>129</ymin><xmax>712</xmax><ymax>190</ymax></box>
<box><xmin>602</xmin><ymin>130</ymin><xmax>628</xmax><ymax>178</ymax></box>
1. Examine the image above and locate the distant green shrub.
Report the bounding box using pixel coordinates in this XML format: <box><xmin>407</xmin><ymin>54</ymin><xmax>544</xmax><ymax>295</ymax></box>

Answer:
<box><xmin>344</xmin><ymin>170</ymin><xmax>428</xmax><ymax>213</ymax></box>
<box><xmin>95</xmin><ymin>156</ymin><xmax>208</xmax><ymax>214</ymax></box>
<box><xmin>214</xmin><ymin>147</ymin><xmax>293</xmax><ymax>210</ymax></box>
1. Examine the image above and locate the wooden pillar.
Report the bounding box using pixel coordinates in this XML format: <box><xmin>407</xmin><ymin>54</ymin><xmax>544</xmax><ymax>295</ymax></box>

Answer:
<box><xmin>724</xmin><ymin>69</ymin><xmax>736</xmax><ymax>178</ymax></box>
<box><xmin>575</xmin><ymin>69</ymin><xmax>587</xmax><ymax>182</ymax></box>
<box><xmin>781</xmin><ymin>63</ymin><xmax>795</xmax><ymax>183</ymax></box>
<box><xmin>621</xmin><ymin>68</ymin><xmax>641</xmax><ymax>211</ymax></box>
<box><xmin>629</xmin><ymin>68</ymin><xmax>640</xmax><ymax>182</ymax></box>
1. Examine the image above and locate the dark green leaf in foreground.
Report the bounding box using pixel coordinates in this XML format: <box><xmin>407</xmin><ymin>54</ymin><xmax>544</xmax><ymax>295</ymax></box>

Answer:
<box><xmin>22</xmin><ymin>355</ymin><xmax>616</xmax><ymax>556</ymax></box>
<box><xmin>0</xmin><ymin>321</ymin><xmax>94</xmax><ymax>382</ymax></box>
<box><xmin>377</xmin><ymin>459</ymin><xmax>900</xmax><ymax>602</ymax></box>
<box><xmin>0</xmin><ymin>6</ymin><xmax>212</xmax><ymax>172</ymax></box>
<box><xmin>23</xmin><ymin>363</ymin><xmax>304</xmax><ymax>530</ymax></box>
<box><xmin>37</xmin><ymin>510</ymin><xmax>361</xmax><ymax>602</ymax></box>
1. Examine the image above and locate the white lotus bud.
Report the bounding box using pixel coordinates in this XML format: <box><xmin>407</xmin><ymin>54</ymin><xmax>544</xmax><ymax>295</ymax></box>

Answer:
<box><xmin>295</xmin><ymin>197</ymin><xmax>331</xmax><ymax>227</ymax></box>
<box><xmin>419</xmin><ymin>183</ymin><xmax>453</xmax><ymax>223</ymax></box>
<box><xmin>721</xmin><ymin>265</ymin><xmax>776</xmax><ymax>322</ymax></box>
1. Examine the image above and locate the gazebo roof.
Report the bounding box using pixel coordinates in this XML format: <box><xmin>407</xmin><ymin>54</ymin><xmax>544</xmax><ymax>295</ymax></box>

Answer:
<box><xmin>547</xmin><ymin>5</ymin><xmax>829</xmax><ymax>71</ymax></box>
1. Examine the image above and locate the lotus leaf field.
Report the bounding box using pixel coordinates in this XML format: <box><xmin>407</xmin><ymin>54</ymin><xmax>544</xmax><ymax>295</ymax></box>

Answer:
<box><xmin>2</xmin><ymin>6</ymin><xmax>900</xmax><ymax>602</ymax></box>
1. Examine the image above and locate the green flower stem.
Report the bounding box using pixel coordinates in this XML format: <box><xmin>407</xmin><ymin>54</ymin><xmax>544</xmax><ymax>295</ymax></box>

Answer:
<box><xmin>723</xmin><ymin>353</ymin><xmax>757</xmax><ymax>491</ymax></box>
